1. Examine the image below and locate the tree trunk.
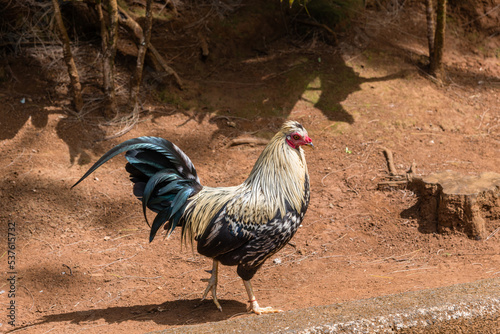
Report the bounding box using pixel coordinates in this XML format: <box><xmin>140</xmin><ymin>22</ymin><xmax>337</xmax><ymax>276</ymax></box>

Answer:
<box><xmin>102</xmin><ymin>0</ymin><xmax>119</xmax><ymax>119</ymax></box>
<box><xmin>51</xmin><ymin>0</ymin><xmax>84</xmax><ymax>112</ymax></box>
<box><xmin>96</xmin><ymin>2</ymin><xmax>109</xmax><ymax>107</ymax></box>
<box><xmin>430</xmin><ymin>0</ymin><xmax>446</xmax><ymax>80</ymax></box>
<box><xmin>129</xmin><ymin>0</ymin><xmax>153</xmax><ymax>113</ymax></box>
<box><xmin>425</xmin><ymin>0</ymin><xmax>435</xmax><ymax>60</ymax></box>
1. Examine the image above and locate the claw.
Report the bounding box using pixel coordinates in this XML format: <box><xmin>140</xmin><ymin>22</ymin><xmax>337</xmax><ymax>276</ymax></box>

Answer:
<box><xmin>248</xmin><ymin>304</ymin><xmax>283</xmax><ymax>315</ymax></box>
<box><xmin>243</xmin><ymin>279</ymin><xmax>282</xmax><ymax>315</ymax></box>
<box><xmin>201</xmin><ymin>260</ymin><xmax>222</xmax><ymax>311</ymax></box>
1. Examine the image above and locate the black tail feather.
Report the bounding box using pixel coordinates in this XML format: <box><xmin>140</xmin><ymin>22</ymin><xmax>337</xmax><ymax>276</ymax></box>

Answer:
<box><xmin>72</xmin><ymin>137</ymin><xmax>202</xmax><ymax>241</ymax></box>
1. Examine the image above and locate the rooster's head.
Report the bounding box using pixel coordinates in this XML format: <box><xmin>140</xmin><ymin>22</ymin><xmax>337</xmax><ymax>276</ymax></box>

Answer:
<box><xmin>281</xmin><ymin>121</ymin><xmax>314</xmax><ymax>150</ymax></box>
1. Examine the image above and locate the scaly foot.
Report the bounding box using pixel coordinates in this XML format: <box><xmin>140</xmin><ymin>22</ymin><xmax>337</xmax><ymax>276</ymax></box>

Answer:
<box><xmin>201</xmin><ymin>260</ymin><xmax>222</xmax><ymax>311</ymax></box>
<box><xmin>243</xmin><ymin>279</ymin><xmax>283</xmax><ymax>315</ymax></box>
<box><xmin>248</xmin><ymin>300</ymin><xmax>283</xmax><ymax>315</ymax></box>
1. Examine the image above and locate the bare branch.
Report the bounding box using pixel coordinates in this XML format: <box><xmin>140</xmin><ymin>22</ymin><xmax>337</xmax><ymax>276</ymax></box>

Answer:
<box><xmin>117</xmin><ymin>5</ymin><xmax>183</xmax><ymax>89</ymax></box>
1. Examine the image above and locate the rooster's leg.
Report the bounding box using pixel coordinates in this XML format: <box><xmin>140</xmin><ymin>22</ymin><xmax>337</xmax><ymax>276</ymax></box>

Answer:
<box><xmin>201</xmin><ymin>260</ymin><xmax>222</xmax><ymax>311</ymax></box>
<box><xmin>243</xmin><ymin>279</ymin><xmax>283</xmax><ymax>315</ymax></box>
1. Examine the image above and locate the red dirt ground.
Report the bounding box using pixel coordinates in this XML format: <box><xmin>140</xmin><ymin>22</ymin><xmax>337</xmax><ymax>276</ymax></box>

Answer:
<box><xmin>0</xmin><ymin>2</ymin><xmax>499</xmax><ymax>333</ymax></box>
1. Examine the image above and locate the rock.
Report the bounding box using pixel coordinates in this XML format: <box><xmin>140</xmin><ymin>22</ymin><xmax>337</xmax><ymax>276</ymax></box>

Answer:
<box><xmin>410</xmin><ymin>171</ymin><xmax>500</xmax><ymax>240</ymax></box>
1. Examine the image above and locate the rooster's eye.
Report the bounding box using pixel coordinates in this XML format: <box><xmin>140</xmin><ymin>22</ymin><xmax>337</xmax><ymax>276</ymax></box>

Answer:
<box><xmin>292</xmin><ymin>134</ymin><xmax>300</xmax><ymax>140</ymax></box>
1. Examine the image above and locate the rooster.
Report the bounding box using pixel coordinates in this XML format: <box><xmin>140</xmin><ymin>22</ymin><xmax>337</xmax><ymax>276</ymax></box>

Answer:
<box><xmin>73</xmin><ymin>120</ymin><xmax>313</xmax><ymax>314</ymax></box>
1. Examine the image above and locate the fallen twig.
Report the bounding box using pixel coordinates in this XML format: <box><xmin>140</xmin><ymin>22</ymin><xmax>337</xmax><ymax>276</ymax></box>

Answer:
<box><xmin>33</xmin><ymin>237</ymin><xmax>54</xmax><ymax>251</ymax></box>
<box><xmin>382</xmin><ymin>147</ymin><xmax>397</xmax><ymax>176</ymax></box>
<box><xmin>377</xmin><ymin>180</ymin><xmax>408</xmax><ymax>187</ymax></box>
<box><xmin>486</xmin><ymin>227</ymin><xmax>500</xmax><ymax>241</ymax></box>
<box><xmin>93</xmin><ymin>252</ymin><xmax>139</xmax><ymax>271</ymax></box>
<box><xmin>62</xmin><ymin>264</ymin><xmax>73</xmax><ymax>276</ymax></box>
<box><xmin>115</xmin><ymin>275</ymin><xmax>162</xmax><ymax>280</ymax></box>
<box><xmin>321</xmin><ymin>172</ymin><xmax>332</xmax><ymax>186</ymax></box>
<box><xmin>226</xmin><ymin>137</ymin><xmax>269</xmax><ymax>148</ymax></box>
<box><xmin>391</xmin><ymin>266</ymin><xmax>437</xmax><ymax>273</ymax></box>
<box><xmin>377</xmin><ymin>148</ymin><xmax>418</xmax><ymax>190</ymax></box>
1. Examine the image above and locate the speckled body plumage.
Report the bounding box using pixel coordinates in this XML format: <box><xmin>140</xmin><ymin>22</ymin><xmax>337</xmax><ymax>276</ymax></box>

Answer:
<box><xmin>73</xmin><ymin>120</ymin><xmax>313</xmax><ymax>314</ymax></box>
<box><xmin>188</xmin><ymin>123</ymin><xmax>311</xmax><ymax>279</ymax></box>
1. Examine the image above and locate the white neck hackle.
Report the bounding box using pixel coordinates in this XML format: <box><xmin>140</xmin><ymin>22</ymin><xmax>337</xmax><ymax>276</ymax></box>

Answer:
<box><xmin>182</xmin><ymin>121</ymin><xmax>309</xmax><ymax>243</ymax></box>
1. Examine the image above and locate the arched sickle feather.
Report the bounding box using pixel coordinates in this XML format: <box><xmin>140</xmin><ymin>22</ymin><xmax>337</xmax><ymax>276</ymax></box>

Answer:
<box><xmin>72</xmin><ymin>137</ymin><xmax>199</xmax><ymax>189</ymax></box>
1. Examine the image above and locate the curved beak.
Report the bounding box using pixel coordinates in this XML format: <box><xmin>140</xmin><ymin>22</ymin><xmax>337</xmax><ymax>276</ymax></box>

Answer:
<box><xmin>304</xmin><ymin>136</ymin><xmax>315</xmax><ymax>149</ymax></box>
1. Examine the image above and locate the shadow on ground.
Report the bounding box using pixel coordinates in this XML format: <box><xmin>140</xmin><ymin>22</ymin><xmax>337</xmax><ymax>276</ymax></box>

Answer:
<box><xmin>32</xmin><ymin>299</ymin><xmax>247</xmax><ymax>328</ymax></box>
